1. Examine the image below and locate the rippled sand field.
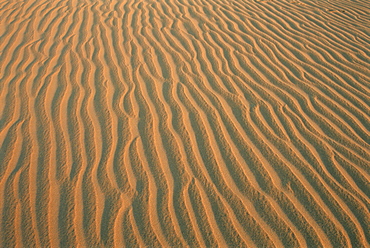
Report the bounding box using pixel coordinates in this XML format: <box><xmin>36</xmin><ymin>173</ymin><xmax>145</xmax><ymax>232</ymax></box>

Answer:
<box><xmin>0</xmin><ymin>0</ymin><xmax>369</xmax><ymax>247</ymax></box>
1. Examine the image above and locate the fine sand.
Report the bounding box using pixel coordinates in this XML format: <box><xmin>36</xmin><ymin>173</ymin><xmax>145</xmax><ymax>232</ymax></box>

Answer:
<box><xmin>0</xmin><ymin>0</ymin><xmax>369</xmax><ymax>247</ymax></box>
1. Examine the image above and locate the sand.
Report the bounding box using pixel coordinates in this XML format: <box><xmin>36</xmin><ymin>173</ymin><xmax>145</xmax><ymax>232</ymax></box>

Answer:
<box><xmin>0</xmin><ymin>0</ymin><xmax>369</xmax><ymax>247</ymax></box>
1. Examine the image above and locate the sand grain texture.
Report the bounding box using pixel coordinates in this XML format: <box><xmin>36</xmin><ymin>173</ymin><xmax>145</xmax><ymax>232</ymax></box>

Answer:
<box><xmin>0</xmin><ymin>0</ymin><xmax>370</xmax><ymax>247</ymax></box>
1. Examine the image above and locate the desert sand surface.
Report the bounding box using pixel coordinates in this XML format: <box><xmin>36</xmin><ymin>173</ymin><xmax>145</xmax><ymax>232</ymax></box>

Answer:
<box><xmin>0</xmin><ymin>0</ymin><xmax>369</xmax><ymax>247</ymax></box>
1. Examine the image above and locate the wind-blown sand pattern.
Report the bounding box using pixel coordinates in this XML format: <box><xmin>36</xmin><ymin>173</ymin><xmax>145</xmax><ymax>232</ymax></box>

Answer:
<box><xmin>0</xmin><ymin>0</ymin><xmax>369</xmax><ymax>247</ymax></box>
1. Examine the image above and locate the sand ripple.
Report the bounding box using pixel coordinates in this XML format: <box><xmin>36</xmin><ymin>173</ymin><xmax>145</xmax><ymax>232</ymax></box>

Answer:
<box><xmin>0</xmin><ymin>0</ymin><xmax>369</xmax><ymax>247</ymax></box>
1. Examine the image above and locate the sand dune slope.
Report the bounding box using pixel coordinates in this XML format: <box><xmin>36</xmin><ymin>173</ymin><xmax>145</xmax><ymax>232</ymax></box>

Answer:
<box><xmin>0</xmin><ymin>0</ymin><xmax>369</xmax><ymax>247</ymax></box>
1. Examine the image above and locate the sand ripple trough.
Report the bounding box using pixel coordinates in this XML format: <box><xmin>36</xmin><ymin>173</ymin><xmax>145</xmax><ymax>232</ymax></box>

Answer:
<box><xmin>0</xmin><ymin>0</ymin><xmax>369</xmax><ymax>247</ymax></box>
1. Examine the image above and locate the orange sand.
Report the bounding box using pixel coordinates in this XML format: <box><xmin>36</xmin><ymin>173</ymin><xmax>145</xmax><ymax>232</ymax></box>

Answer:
<box><xmin>0</xmin><ymin>0</ymin><xmax>369</xmax><ymax>247</ymax></box>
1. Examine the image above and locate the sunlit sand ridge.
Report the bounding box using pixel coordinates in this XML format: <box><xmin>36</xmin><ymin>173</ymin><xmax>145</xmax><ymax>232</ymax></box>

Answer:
<box><xmin>0</xmin><ymin>0</ymin><xmax>369</xmax><ymax>247</ymax></box>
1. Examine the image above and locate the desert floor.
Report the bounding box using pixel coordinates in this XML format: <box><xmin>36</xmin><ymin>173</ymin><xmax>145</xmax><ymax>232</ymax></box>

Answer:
<box><xmin>0</xmin><ymin>0</ymin><xmax>369</xmax><ymax>247</ymax></box>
